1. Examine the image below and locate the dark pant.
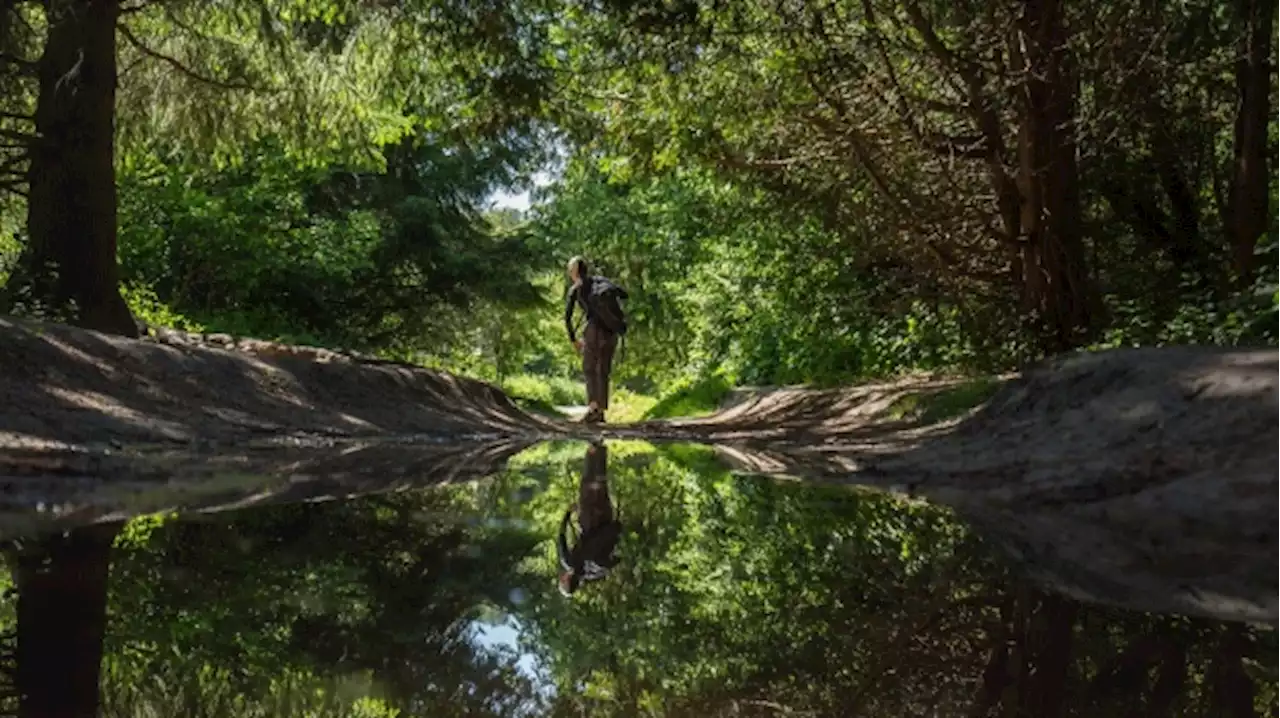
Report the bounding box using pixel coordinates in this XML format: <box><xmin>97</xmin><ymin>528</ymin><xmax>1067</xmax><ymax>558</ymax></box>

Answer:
<box><xmin>578</xmin><ymin>442</ymin><xmax>613</xmax><ymax>530</ymax></box>
<box><xmin>582</xmin><ymin>322</ymin><xmax>618</xmax><ymax>410</ymax></box>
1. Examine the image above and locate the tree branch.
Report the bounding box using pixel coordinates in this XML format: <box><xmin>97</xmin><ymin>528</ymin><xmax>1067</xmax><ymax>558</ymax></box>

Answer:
<box><xmin>117</xmin><ymin>23</ymin><xmax>274</xmax><ymax>93</ymax></box>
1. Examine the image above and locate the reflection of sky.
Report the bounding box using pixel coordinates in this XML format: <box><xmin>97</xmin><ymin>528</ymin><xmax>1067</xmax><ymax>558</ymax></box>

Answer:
<box><xmin>487</xmin><ymin>188</ymin><xmax>531</xmax><ymax>212</ymax></box>
<box><xmin>485</xmin><ymin>170</ymin><xmax>555</xmax><ymax>213</ymax></box>
<box><xmin>470</xmin><ymin>614</ymin><xmax>557</xmax><ymax>702</ymax></box>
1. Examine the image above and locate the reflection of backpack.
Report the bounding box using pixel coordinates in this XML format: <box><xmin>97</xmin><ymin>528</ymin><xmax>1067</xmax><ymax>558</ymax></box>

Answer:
<box><xmin>583</xmin><ymin>276</ymin><xmax>628</xmax><ymax>335</ymax></box>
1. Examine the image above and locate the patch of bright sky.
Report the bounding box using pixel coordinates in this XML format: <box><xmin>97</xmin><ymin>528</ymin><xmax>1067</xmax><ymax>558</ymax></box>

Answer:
<box><xmin>471</xmin><ymin>614</ymin><xmax>557</xmax><ymax>699</ymax></box>
<box><xmin>486</xmin><ymin>169</ymin><xmax>557</xmax><ymax>213</ymax></box>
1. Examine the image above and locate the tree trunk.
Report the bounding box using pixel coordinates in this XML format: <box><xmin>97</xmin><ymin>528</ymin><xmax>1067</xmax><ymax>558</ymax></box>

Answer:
<box><xmin>1207</xmin><ymin>625</ymin><xmax>1258</xmax><ymax>718</ymax></box>
<box><xmin>1022</xmin><ymin>593</ymin><xmax>1078</xmax><ymax>718</ymax></box>
<box><xmin>967</xmin><ymin>614</ymin><xmax>1011</xmax><ymax>718</ymax></box>
<box><xmin>17</xmin><ymin>0</ymin><xmax>136</xmax><ymax>337</ymax></box>
<box><xmin>1225</xmin><ymin>0</ymin><xmax>1275</xmax><ymax>284</ymax></box>
<box><xmin>13</xmin><ymin>524</ymin><xmax>120</xmax><ymax>718</ymax></box>
<box><xmin>1145</xmin><ymin>637</ymin><xmax>1187</xmax><ymax>718</ymax></box>
<box><xmin>1012</xmin><ymin>0</ymin><xmax>1096</xmax><ymax>354</ymax></box>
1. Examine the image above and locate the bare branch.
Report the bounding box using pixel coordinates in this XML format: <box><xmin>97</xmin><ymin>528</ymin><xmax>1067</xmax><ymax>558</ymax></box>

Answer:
<box><xmin>117</xmin><ymin>23</ymin><xmax>275</xmax><ymax>93</ymax></box>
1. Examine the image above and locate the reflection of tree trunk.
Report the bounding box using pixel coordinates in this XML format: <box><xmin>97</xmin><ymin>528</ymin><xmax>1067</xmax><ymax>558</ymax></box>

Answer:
<box><xmin>1087</xmin><ymin>633</ymin><xmax>1161</xmax><ymax>715</ymax></box>
<box><xmin>1012</xmin><ymin>0</ymin><xmax>1095</xmax><ymax>353</ymax></box>
<box><xmin>1146</xmin><ymin>636</ymin><xmax>1187</xmax><ymax>718</ymax></box>
<box><xmin>994</xmin><ymin>587</ymin><xmax>1080</xmax><ymax>718</ymax></box>
<box><xmin>1023</xmin><ymin>593</ymin><xmax>1077</xmax><ymax>718</ymax></box>
<box><xmin>13</xmin><ymin>524</ymin><xmax>120</xmax><ymax>718</ymax></box>
<box><xmin>1226</xmin><ymin>0</ymin><xmax>1275</xmax><ymax>283</ymax></box>
<box><xmin>14</xmin><ymin>0</ymin><xmax>136</xmax><ymax>337</ymax></box>
<box><xmin>967</xmin><ymin>597</ymin><xmax>1011</xmax><ymax>718</ymax></box>
<box><xmin>1207</xmin><ymin>625</ymin><xmax>1258</xmax><ymax>718</ymax></box>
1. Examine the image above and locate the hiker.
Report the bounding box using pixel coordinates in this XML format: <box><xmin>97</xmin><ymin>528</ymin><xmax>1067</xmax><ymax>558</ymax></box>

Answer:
<box><xmin>564</xmin><ymin>256</ymin><xmax>628</xmax><ymax>424</ymax></box>
<box><xmin>557</xmin><ymin>441</ymin><xmax>622</xmax><ymax>596</ymax></box>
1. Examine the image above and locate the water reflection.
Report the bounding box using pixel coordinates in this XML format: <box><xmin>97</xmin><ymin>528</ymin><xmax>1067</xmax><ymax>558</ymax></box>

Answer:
<box><xmin>557</xmin><ymin>441</ymin><xmax>621</xmax><ymax>596</ymax></box>
<box><xmin>0</xmin><ymin>440</ymin><xmax>1271</xmax><ymax>717</ymax></box>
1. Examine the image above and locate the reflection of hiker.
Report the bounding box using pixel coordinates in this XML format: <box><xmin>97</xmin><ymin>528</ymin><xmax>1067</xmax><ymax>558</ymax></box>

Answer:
<box><xmin>564</xmin><ymin>256</ymin><xmax>628</xmax><ymax>424</ymax></box>
<box><xmin>558</xmin><ymin>442</ymin><xmax>622</xmax><ymax>596</ymax></box>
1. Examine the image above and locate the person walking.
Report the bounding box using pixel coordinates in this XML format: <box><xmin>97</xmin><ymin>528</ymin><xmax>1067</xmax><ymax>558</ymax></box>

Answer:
<box><xmin>564</xmin><ymin>256</ymin><xmax>628</xmax><ymax>424</ymax></box>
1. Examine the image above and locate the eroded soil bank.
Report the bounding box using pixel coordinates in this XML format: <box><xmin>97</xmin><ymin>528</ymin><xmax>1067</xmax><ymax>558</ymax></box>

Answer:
<box><xmin>5</xmin><ymin>315</ymin><xmax>1277</xmax><ymax>491</ymax></box>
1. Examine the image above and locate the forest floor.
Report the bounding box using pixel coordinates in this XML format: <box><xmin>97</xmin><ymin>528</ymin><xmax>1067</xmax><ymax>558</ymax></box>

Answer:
<box><xmin>0</xmin><ymin>315</ymin><xmax>1003</xmax><ymax>456</ymax></box>
<box><xmin>5</xmin><ymin>313</ymin><xmax>1274</xmax><ymax>465</ymax></box>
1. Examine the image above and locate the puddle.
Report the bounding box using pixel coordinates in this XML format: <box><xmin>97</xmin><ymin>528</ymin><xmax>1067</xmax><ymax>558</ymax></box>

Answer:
<box><xmin>0</xmin><ymin>439</ymin><xmax>1274</xmax><ymax>716</ymax></box>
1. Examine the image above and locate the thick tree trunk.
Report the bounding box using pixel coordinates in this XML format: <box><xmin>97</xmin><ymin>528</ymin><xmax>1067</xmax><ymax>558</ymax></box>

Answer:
<box><xmin>1207</xmin><ymin>625</ymin><xmax>1258</xmax><ymax>718</ymax></box>
<box><xmin>1013</xmin><ymin>0</ymin><xmax>1096</xmax><ymax>354</ymax></box>
<box><xmin>13</xmin><ymin>524</ymin><xmax>120</xmax><ymax>718</ymax></box>
<box><xmin>1020</xmin><ymin>593</ymin><xmax>1077</xmax><ymax>718</ymax></box>
<box><xmin>1225</xmin><ymin>0</ymin><xmax>1275</xmax><ymax>284</ymax></box>
<box><xmin>967</xmin><ymin>616</ymin><xmax>1011</xmax><ymax>718</ymax></box>
<box><xmin>1145</xmin><ymin>637</ymin><xmax>1187</xmax><ymax>718</ymax></box>
<box><xmin>18</xmin><ymin>0</ymin><xmax>136</xmax><ymax>337</ymax></box>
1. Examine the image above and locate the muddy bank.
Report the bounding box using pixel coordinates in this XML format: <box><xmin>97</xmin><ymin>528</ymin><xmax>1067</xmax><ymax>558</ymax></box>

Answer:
<box><xmin>713</xmin><ymin>346</ymin><xmax>1279</xmax><ymax>625</ymax></box>
<box><xmin>1</xmin><ymin>316</ymin><xmax>564</xmax><ymax>455</ymax></box>
<box><xmin>0</xmin><ymin>438</ymin><xmax>532</xmax><ymax>541</ymax></box>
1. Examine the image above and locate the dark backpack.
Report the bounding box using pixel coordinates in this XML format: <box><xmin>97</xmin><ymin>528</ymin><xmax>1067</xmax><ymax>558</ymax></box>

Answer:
<box><xmin>582</xmin><ymin>276</ymin><xmax>628</xmax><ymax>335</ymax></box>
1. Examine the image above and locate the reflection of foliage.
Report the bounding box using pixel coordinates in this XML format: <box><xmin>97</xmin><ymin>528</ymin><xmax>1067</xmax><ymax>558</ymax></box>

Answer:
<box><xmin>484</xmin><ymin>441</ymin><xmax>1279</xmax><ymax>717</ymax></box>
<box><xmin>103</xmin><ymin>488</ymin><xmax>547</xmax><ymax>717</ymax></box>
<box><xmin>503</xmin><ymin>442</ymin><xmax>1002</xmax><ymax>716</ymax></box>
<box><xmin>66</xmin><ymin>440</ymin><xmax>1280</xmax><ymax>717</ymax></box>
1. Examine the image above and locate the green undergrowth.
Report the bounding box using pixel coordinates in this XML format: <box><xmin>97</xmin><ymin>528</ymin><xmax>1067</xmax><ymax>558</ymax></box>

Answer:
<box><xmin>884</xmin><ymin>378</ymin><xmax>1004</xmax><ymax>424</ymax></box>
<box><xmin>122</xmin><ymin>283</ymin><xmax>206</xmax><ymax>333</ymax></box>
<box><xmin>653</xmin><ymin>442</ymin><xmax>726</xmax><ymax>476</ymax></box>
<box><xmin>641</xmin><ymin>374</ymin><xmax>735</xmax><ymax>420</ymax></box>
<box><xmin>607</xmin><ymin>388</ymin><xmax>660</xmax><ymax>423</ymax></box>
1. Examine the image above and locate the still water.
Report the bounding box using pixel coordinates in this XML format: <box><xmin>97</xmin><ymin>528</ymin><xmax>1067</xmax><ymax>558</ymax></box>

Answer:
<box><xmin>1</xmin><ymin>440</ymin><xmax>1276</xmax><ymax>717</ymax></box>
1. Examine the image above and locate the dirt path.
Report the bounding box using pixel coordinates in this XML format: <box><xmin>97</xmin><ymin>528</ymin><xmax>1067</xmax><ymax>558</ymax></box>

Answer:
<box><xmin>3</xmin><ymin>315</ymin><xmax>1275</xmax><ymax>468</ymax></box>
<box><xmin>1</xmin><ymin>316</ymin><xmax>566</xmax><ymax>452</ymax></box>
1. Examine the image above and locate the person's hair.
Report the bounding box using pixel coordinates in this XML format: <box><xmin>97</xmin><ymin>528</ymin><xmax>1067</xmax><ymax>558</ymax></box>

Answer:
<box><xmin>567</xmin><ymin>256</ymin><xmax>588</xmax><ymax>277</ymax></box>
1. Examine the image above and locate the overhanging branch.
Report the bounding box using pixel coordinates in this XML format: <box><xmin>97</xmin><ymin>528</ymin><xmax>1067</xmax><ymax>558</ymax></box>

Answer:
<box><xmin>117</xmin><ymin>23</ymin><xmax>275</xmax><ymax>93</ymax></box>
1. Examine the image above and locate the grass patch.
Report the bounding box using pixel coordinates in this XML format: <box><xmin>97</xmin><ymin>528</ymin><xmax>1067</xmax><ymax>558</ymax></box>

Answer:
<box><xmin>607</xmin><ymin>388</ymin><xmax>659</xmax><ymax>424</ymax></box>
<box><xmin>502</xmin><ymin>373</ymin><xmax>586</xmax><ymax>407</ymax></box>
<box><xmin>885</xmin><ymin>377</ymin><xmax>1003</xmax><ymax>424</ymax></box>
<box><xmin>499</xmin><ymin>374</ymin><xmax>586</xmax><ymax>420</ymax></box>
<box><xmin>509</xmin><ymin>396</ymin><xmax>567</xmax><ymax>418</ymax></box>
<box><xmin>653</xmin><ymin>442</ymin><xmax>729</xmax><ymax>476</ymax></box>
<box><xmin>642</xmin><ymin>374</ymin><xmax>735</xmax><ymax>420</ymax></box>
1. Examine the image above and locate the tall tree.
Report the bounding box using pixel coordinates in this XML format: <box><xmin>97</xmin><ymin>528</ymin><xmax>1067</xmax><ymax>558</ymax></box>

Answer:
<box><xmin>3</xmin><ymin>0</ymin><xmax>136</xmax><ymax>335</ymax></box>
<box><xmin>1225</xmin><ymin>0</ymin><xmax>1275</xmax><ymax>283</ymax></box>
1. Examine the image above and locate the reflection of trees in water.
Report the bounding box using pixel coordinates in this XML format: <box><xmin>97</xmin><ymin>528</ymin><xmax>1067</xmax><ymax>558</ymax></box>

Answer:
<box><xmin>0</xmin><ymin>441</ymin><xmax>1270</xmax><ymax>717</ymax></box>
<box><xmin>509</xmin><ymin>443</ymin><xmax>1278</xmax><ymax>718</ymax></box>
<box><xmin>97</xmin><ymin>494</ymin><xmax>546</xmax><ymax>716</ymax></box>
<box><xmin>0</xmin><ymin>523</ymin><xmax>120</xmax><ymax>718</ymax></box>
<box><xmin>0</xmin><ymin>490</ymin><xmax>548</xmax><ymax>718</ymax></box>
